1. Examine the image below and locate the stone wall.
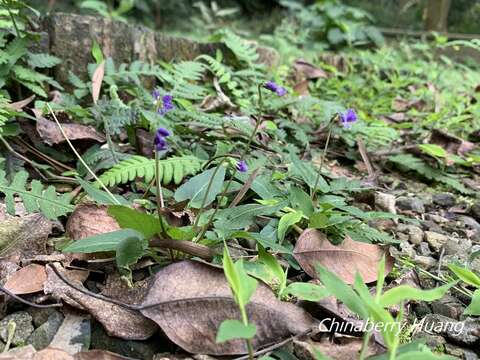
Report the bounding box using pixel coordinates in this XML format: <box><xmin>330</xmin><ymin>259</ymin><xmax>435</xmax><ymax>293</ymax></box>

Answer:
<box><xmin>41</xmin><ymin>13</ymin><xmax>278</xmax><ymax>86</ymax></box>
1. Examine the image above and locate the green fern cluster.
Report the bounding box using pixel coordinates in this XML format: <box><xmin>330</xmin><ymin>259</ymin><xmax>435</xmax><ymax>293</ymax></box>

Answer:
<box><xmin>98</xmin><ymin>155</ymin><xmax>202</xmax><ymax>187</ymax></box>
<box><xmin>0</xmin><ymin>34</ymin><xmax>62</xmax><ymax>97</ymax></box>
<box><xmin>0</xmin><ymin>170</ymin><xmax>74</xmax><ymax>220</ymax></box>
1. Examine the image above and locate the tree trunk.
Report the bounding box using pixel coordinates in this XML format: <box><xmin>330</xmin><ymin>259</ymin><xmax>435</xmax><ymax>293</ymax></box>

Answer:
<box><xmin>425</xmin><ymin>0</ymin><xmax>451</xmax><ymax>32</ymax></box>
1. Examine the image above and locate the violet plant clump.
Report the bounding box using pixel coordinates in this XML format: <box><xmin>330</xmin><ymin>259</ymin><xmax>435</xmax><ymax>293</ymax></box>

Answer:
<box><xmin>263</xmin><ymin>81</ymin><xmax>287</xmax><ymax>97</ymax></box>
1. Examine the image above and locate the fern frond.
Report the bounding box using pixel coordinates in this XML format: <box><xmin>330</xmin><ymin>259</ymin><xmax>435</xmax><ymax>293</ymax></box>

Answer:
<box><xmin>221</xmin><ymin>30</ymin><xmax>259</xmax><ymax>65</ymax></box>
<box><xmin>98</xmin><ymin>155</ymin><xmax>202</xmax><ymax>187</ymax></box>
<box><xmin>27</xmin><ymin>52</ymin><xmax>61</xmax><ymax>69</ymax></box>
<box><xmin>0</xmin><ymin>170</ymin><xmax>74</xmax><ymax>220</ymax></box>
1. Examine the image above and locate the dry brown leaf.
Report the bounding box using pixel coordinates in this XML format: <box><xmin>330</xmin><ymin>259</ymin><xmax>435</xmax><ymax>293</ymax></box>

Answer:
<box><xmin>293</xmin><ymin>80</ymin><xmax>309</xmax><ymax>96</ymax></box>
<box><xmin>294</xmin><ymin>336</ymin><xmax>382</xmax><ymax>360</ymax></box>
<box><xmin>92</xmin><ymin>62</ymin><xmax>105</xmax><ymax>104</ymax></box>
<box><xmin>293</xmin><ymin>229</ymin><xmax>393</xmax><ymax>284</ymax></box>
<box><xmin>34</xmin><ymin>348</ymin><xmax>74</xmax><ymax>360</ymax></box>
<box><xmin>7</xmin><ymin>95</ymin><xmax>35</xmax><ymax>111</ymax></box>
<box><xmin>0</xmin><ymin>344</ymin><xmax>36</xmax><ymax>359</ymax></box>
<box><xmin>66</xmin><ymin>204</ymin><xmax>120</xmax><ymax>240</ymax></box>
<box><xmin>74</xmin><ymin>350</ymin><xmax>135</xmax><ymax>360</ymax></box>
<box><xmin>140</xmin><ymin>260</ymin><xmax>317</xmax><ymax>355</ymax></box>
<box><xmin>4</xmin><ymin>264</ymin><xmax>47</xmax><ymax>294</ymax></box>
<box><xmin>33</xmin><ymin>110</ymin><xmax>105</xmax><ymax>146</ymax></box>
<box><xmin>430</xmin><ymin>129</ymin><xmax>476</xmax><ymax>156</ymax></box>
<box><xmin>294</xmin><ymin>59</ymin><xmax>328</xmax><ymax>80</ymax></box>
<box><xmin>44</xmin><ymin>264</ymin><xmax>157</xmax><ymax>340</ymax></box>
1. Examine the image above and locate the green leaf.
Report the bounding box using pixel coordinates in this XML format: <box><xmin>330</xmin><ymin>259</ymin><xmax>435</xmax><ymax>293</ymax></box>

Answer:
<box><xmin>107</xmin><ymin>205</ymin><xmax>161</xmax><ymax>240</ymax></box>
<box><xmin>396</xmin><ymin>351</ymin><xmax>456</xmax><ymax>360</ymax></box>
<box><xmin>235</xmin><ymin>259</ymin><xmax>258</xmax><ymax>307</ymax></box>
<box><xmin>316</xmin><ymin>265</ymin><xmax>368</xmax><ymax>319</ymax></box>
<box><xmin>77</xmin><ymin>178</ymin><xmax>128</xmax><ymax>205</ymax></box>
<box><xmin>289</xmin><ymin>186</ymin><xmax>314</xmax><ymax>217</ymax></box>
<box><xmin>92</xmin><ymin>40</ymin><xmax>105</xmax><ymax>64</ymax></box>
<box><xmin>0</xmin><ymin>170</ymin><xmax>73</xmax><ymax>220</ymax></box>
<box><xmin>258</xmin><ymin>244</ymin><xmax>286</xmax><ymax>294</ymax></box>
<box><xmin>418</xmin><ymin>144</ymin><xmax>447</xmax><ymax>158</ymax></box>
<box><xmin>63</xmin><ymin>229</ymin><xmax>143</xmax><ymax>253</ymax></box>
<box><xmin>379</xmin><ymin>283</ymin><xmax>455</xmax><ymax>307</ymax></box>
<box><xmin>465</xmin><ymin>289</ymin><xmax>480</xmax><ymax>315</ymax></box>
<box><xmin>284</xmin><ymin>282</ymin><xmax>330</xmax><ymax>302</ymax></box>
<box><xmin>448</xmin><ymin>264</ymin><xmax>480</xmax><ymax>288</ymax></box>
<box><xmin>309</xmin><ymin>212</ymin><xmax>329</xmax><ymax>229</ymax></box>
<box><xmin>174</xmin><ymin>166</ymin><xmax>226</xmax><ymax>208</ymax></box>
<box><xmin>277</xmin><ymin>211</ymin><xmax>303</xmax><ymax>243</ymax></box>
<box><xmin>215</xmin><ymin>202</ymin><xmax>286</xmax><ymax>230</ymax></box>
<box><xmin>116</xmin><ymin>236</ymin><xmax>146</xmax><ymax>269</ymax></box>
<box><xmin>216</xmin><ymin>319</ymin><xmax>256</xmax><ymax>343</ymax></box>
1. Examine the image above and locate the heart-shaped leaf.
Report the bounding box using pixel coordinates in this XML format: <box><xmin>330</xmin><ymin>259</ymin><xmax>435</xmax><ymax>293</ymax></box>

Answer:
<box><xmin>139</xmin><ymin>260</ymin><xmax>316</xmax><ymax>355</ymax></box>
<box><xmin>293</xmin><ymin>229</ymin><xmax>393</xmax><ymax>284</ymax></box>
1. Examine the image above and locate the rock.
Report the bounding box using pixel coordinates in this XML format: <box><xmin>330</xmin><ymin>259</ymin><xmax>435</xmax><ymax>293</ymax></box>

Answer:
<box><xmin>431</xmin><ymin>295</ymin><xmax>465</xmax><ymax>320</ymax></box>
<box><xmin>444</xmin><ymin>236</ymin><xmax>471</xmax><ymax>257</ymax></box>
<box><xmin>396</xmin><ymin>196</ymin><xmax>425</xmax><ymax>213</ymax></box>
<box><xmin>425</xmin><ymin>214</ymin><xmax>450</xmax><ymax>224</ymax></box>
<box><xmin>396</xmin><ymin>224</ymin><xmax>423</xmax><ymax>245</ymax></box>
<box><xmin>421</xmin><ymin>314</ymin><xmax>480</xmax><ymax>347</ymax></box>
<box><xmin>0</xmin><ymin>312</ymin><xmax>34</xmax><ymax>346</ymax></box>
<box><xmin>90</xmin><ymin>322</ymin><xmax>163</xmax><ymax>360</ymax></box>
<box><xmin>417</xmin><ymin>242</ymin><xmax>432</xmax><ymax>256</ymax></box>
<box><xmin>49</xmin><ymin>313</ymin><xmax>91</xmax><ymax>355</ymax></box>
<box><xmin>412</xmin><ymin>332</ymin><xmax>446</xmax><ymax>349</ymax></box>
<box><xmin>27</xmin><ymin>308</ymin><xmax>58</xmax><ymax>327</ymax></box>
<box><xmin>444</xmin><ymin>343</ymin><xmax>471</xmax><ymax>359</ymax></box>
<box><xmin>0</xmin><ymin>214</ymin><xmax>52</xmax><ymax>258</ymax></box>
<box><xmin>43</xmin><ymin>13</ymin><xmax>279</xmax><ymax>87</ymax></box>
<box><xmin>390</xmin><ymin>240</ymin><xmax>416</xmax><ymax>259</ymax></box>
<box><xmin>414</xmin><ymin>302</ymin><xmax>432</xmax><ymax>318</ymax></box>
<box><xmin>414</xmin><ymin>255</ymin><xmax>437</xmax><ymax>269</ymax></box>
<box><xmin>471</xmin><ymin>201</ymin><xmax>480</xmax><ymax>222</ymax></box>
<box><xmin>374</xmin><ymin>192</ymin><xmax>396</xmax><ymax>214</ymax></box>
<box><xmin>27</xmin><ymin>310</ymin><xmax>64</xmax><ymax>350</ymax></box>
<box><xmin>432</xmin><ymin>192</ymin><xmax>456</xmax><ymax>207</ymax></box>
<box><xmin>424</xmin><ymin>231</ymin><xmax>449</xmax><ymax>251</ymax></box>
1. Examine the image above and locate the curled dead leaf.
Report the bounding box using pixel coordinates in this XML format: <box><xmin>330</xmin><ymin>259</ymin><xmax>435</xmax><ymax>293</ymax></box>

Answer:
<box><xmin>4</xmin><ymin>264</ymin><xmax>47</xmax><ymax>295</ymax></box>
<box><xmin>44</xmin><ymin>264</ymin><xmax>158</xmax><ymax>340</ymax></box>
<box><xmin>293</xmin><ymin>229</ymin><xmax>393</xmax><ymax>284</ymax></box>
<box><xmin>33</xmin><ymin>110</ymin><xmax>105</xmax><ymax>146</ymax></box>
<box><xmin>140</xmin><ymin>260</ymin><xmax>317</xmax><ymax>355</ymax></box>
<box><xmin>66</xmin><ymin>204</ymin><xmax>120</xmax><ymax>240</ymax></box>
<box><xmin>92</xmin><ymin>62</ymin><xmax>105</xmax><ymax>105</ymax></box>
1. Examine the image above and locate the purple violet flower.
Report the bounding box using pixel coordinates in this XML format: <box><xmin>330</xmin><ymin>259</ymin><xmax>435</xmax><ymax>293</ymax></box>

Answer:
<box><xmin>264</xmin><ymin>81</ymin><xmax>287</xmax><ymax>97</ymax></box>
<box><xmin>154</xmin><ymin>127</ymin><xmax>171</xmax><ymax>152</ymax></box>
<box><xmin>340</xmin><ymin>109</ymin><xmax>358</xmax><ymax>128</ymax></box>
<box><xmin>152</xmin><ymin>88</ymin><xmax>161</xmax><ymax>101</ymax></box>
<box><xmin>158</xmin><ymin>94</ymin><xmax>174</xmax><ymax>115</ymax></box>
<box><xmin>236</xmin><ymin>160</ymin><xmax>248</xmax><ymax>173</ymax></box>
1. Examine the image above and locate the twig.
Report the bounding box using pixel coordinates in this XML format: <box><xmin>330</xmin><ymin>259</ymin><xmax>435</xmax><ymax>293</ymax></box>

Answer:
<box><xmin>229</xmin><ymin>168</ymin><xmax>260</xmax><ymax>208</ymax></box>
<box><xmin>357</xmin><ymin>137</ymin><xmax>376</xmax><ymax>181</ymax></box>
<box><xmin>0</xmin><ymin>135</ymin><xmax>48</xmax><ymax>181</ymax></box>
<box><xmin>0</xmin><ymin>285</ymin><xmax>62</xmax><ymax>309</ymax></box>
<box><xmin>46</xmin><ymin>103</ymin><xmax>120</xmax><ymax>205</ymax></box>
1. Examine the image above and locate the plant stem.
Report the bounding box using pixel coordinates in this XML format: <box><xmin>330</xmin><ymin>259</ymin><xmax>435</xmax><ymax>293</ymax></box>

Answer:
<box><xmin>102</xmin><ymin>115</ymin><xmax>118</xmax><ymax>164</ymax></box>
<box><xmin>359</xmin><ymin>331</ymin><xmax>372</xmax><ymax>360</ymax></box>
<box><xmin>46</xmin><ymin>103</ymin><xmax>120</xmax><ymax>205</ymax></box>
<box><xmin>155</xmin><ymin>150</ymin><xmax>167</xmax><ymax>237</ymax></box>
<box><xmin>311</xmin><ymin>122</ymin><xmax>332</xmax><ymax>201</ymax></box>
<box><xmin>239</xmin><ymin>305</ymin><xmax>254</xmax><ymax>360</ymax></box>
<box><xmin>195</xmin><ymin>85</ymin><xmax>264</xmax><ymax>241</ymax></box>
<box><xmin>193</xmin><ymin>163</ymin><xmax>223</xmax><ymax>230</ymax></box>
<box><xmin>4</xmin><ymin>1</ymin><xmax>21</xmax><ymax>38</ymax></box>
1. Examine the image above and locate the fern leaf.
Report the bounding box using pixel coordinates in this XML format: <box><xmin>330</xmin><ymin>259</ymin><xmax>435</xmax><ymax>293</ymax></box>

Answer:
<box><xmin>27</xmin><ymin>52</ymin><xmax>61</xmax><ymax>69</ymax></box>
<box><xmin>99</xmin><ymin>155</ymin><xmax>202</xmax><ymax>187</ymax></box>
<box><xmin>0</xmin><ymin>170</ymin><xmax>74</xmax><ymax>220</ymax></box>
